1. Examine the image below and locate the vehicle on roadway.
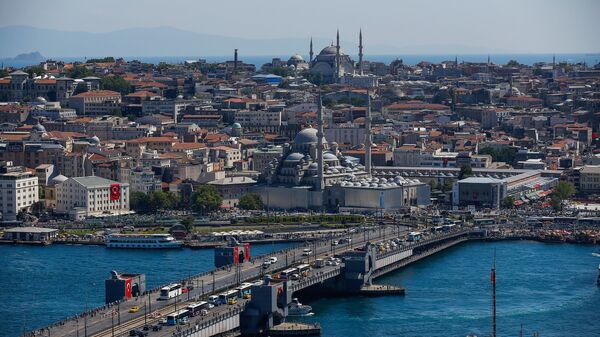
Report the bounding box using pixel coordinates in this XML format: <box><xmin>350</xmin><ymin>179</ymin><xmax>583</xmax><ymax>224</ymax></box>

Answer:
<box><xmin>128</xmin><ymin>329</ymin><xmax>147</xmax><ymax>337</ymax></box>
<box><xmin>228</xmin><ymin>297</ymin><xmax>238</xmax><ymax>305</ymax></box>
<box><xmin>166</xmin><ymin>309</ymin><xmax>190</xmax><ymax>325</ymax></box>
<box><xmin>218</xmin><ymin>290</ymin><xmax>238</xmax><ymax>305</ymax></box>
<box><xmin>279</xmin><ymin>267</ymin><xmax>298</xmax><ymax>280</ymax></box>
<box><xmin>269</xmin><ymin>256</ymin><xmax>278</xmax><ymax>263</ymax></box>
<box><xmin>152</xmin><ymin>324</ymin><xmax>162</xmax><ymax>331</ymax></box>
<box><xmin>296</xmin><ymin>264</ymin><xmax>310</xmax><ymax>277</ymax></box>
<box><xmin>208</xmin><ymin>295</ymin><xmax>219</xmax><ymax>306</ymax></box>
<box><xmin>302</xmin><ymin>248</ymin><xmax>312</xmax><ymax>256</ymax></box>
<box><xmin>159</xmin><ymin>283</ymin><xmax>182</xmax><ymax>300</ymax></box>
<box><xmin>187</xmin><ymin>301</ymin><xmax>210</xmax><ymax>317</ymax></box>
<box><xmin>235</xmin><ymin>283</ymin><xmax>253</xmax><ymax>299</ymax></box>
<box><xmin>262</xmin><ymin>260</ymin><xmax>271</xmax><ymax>269</ymax></box>
<box><xmin>128</xmin><ymin>306</ymin><xmax>140</xmax><ymax>313</ymax></box>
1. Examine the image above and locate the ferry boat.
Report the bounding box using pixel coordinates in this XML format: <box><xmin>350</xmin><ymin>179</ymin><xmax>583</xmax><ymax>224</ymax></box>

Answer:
<box><xmin>287</xmin><ymin>298</ymin><xmax>312</xmax><ymax>316</ymax></box>
<box><xmin>105</xmin><ymin>234</ymin><xmax>183</xmax><ymax>249</ymax></box>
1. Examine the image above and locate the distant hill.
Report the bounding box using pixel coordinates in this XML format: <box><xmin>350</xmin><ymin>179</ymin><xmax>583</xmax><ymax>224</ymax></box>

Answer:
<box><xmin>0</xmin><ymin>25</ymin><xmax>504</xmax><ymax>59</ymax></box>
<box><xmin>7</xmin><ymin>51</ymin><xmax>46</xmax><ymax>61</ymax></box>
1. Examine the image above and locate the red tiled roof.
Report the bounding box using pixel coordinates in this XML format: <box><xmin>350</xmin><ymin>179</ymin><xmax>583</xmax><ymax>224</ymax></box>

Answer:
<box><xmin>72</xmin><ymin>90</ymin><xmax>121</xmax><ymax>98</ymax></box>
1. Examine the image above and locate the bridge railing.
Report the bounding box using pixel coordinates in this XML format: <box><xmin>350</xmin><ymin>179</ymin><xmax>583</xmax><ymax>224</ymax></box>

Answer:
<box><xmin>290</xmin><ymin>267</ymin><xmax>342</xmax><ymax>292</ymax></box>
<box><xmin>375</xmin><ymin>229</ymin><xmax>471</xmax><ymax>260</ymax></box>
<box><xmin>171</xmin><ymin>302</ymin><xmax>247</xmax><ymax>337</ymax></box>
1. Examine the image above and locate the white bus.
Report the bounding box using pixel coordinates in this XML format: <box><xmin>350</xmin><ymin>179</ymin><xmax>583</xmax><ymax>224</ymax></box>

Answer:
<box><xmin>187</xmin><ymin>301</ymin><xmax>210</xmax><ymax>316</ymax></box>
<box><xmin>166</xmin><ymin>309</ymin><xmax>189</xmax><ymax>325</ymax></box>
<box><xmin>235</xmin><ymin>283</ymin><xmax>253</xmax><ymax>299</ymax></box>
<box><xmin>407</xmin><ymin>231</ymin><xmax>422</xmax><ymax>242</ymax></box>
<box><xmin>296</xmin><ymin>264</ymin><xmax>310</xmax><ymax>277</ymax></box>
<box><xmin>279</xmin><ymin>267</ymin><xmax>298</xmax><ymax>280</ymax></box>
<box><xmin>159</xmin><ymin>283</ymin><xmax>182</xmax><ymax>300</ymax></box>
<box><xmin>218</xmin><ymin>290</ymin><xmax>239</xmax><ymax>305</ymax></box>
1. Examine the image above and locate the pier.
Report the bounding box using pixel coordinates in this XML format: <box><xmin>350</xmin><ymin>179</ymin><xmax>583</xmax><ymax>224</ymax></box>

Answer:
<box><xmin>30</xmin><ymin>226</ymin><xmax>475</xmax><ymax>337</ymax></box>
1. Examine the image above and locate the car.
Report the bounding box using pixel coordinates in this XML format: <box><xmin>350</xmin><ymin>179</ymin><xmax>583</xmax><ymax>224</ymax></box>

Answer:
<box><xmin>243</xmin><ymin>293</ymin><xmax>252</xmax><ymax>299</ymax></box>
<box><xmin>200</xmin><ymin>309</ymin><xmax>209</xmax><ymax>316</ymax></box>
<box><xmin>152</xmin><ymin>324</ymin><xmax>162</xmax><ymax>331</ymax></box>
<box><xmin>269</xmin><ymin>256</ymin><xmax>278</xmax><ymax>263</ymax></box>
<box><xmin>129</xmin><ymin>330</ymin><xmax>147</xmax><ymax>337</ymax></box>
<box><xmin>208</xmin><ymin>295</ymin><xmax>219</xmax><ymax>306</ymax></box>
<box><xmin>158</xmin><ymin>318</ymin><xmax>167</xmax><ymax>325</ymax></box>
<box><xmin>207</xmin><ymin>303</ymin><xmax>215</xmax><ymax>309</ymax></box>
<box><xmin>262</xmin><ymin>261</ymin><xmax>271</xmax><ymax>269</ymax></box>
<box><xmin>290</xmin><ymin>273</ymin><xmax>300</xmax><ymax>280</ymax></box>
<box><xmin>128</xmin><ymin>306</ymin><xmax>140</xmax><ymax>313</ymax></box>
<box><xmin>142</xmin><ymin>325</ymin><xmax>151</xmax><ymax>331</ymax></box>
<box><xmin>179</xmin><ymin>317</ymin><xmax>189</xmax><ymax>325</ymax></box>
<box><xmin>228</xmin><ymin>298</ymin><xmax>238</xmax><ymax>305</ymax></box>
<box><xmin>331</xmin><ymin>240</ymin><xmax>339</xmax><ymax>246</ymax></box>
<box><xmin>302</xmin><ymin>249</ymin><xmax>312</xmax><ymax>256</ymax></box>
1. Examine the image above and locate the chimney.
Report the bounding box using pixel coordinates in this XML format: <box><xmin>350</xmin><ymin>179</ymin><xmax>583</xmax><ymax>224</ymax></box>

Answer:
<box><xmin>233</xmin><ymin>49</ymin><xmax>238</xmax><ymax>74</ymax></box>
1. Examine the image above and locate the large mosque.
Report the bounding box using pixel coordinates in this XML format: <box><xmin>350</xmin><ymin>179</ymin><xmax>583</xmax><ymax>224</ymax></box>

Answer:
<box><xmin>254</xmin><ymin>92</ymin><xmax>431</xmax><ymax>211</ymax></box>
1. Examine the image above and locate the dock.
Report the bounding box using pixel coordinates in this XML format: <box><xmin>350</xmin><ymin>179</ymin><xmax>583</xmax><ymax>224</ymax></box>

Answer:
<box><xmin>269</xmin><ymin>322</ymin><xmax>321</xmax><ymax>336</ymax></box>
<box><xmin>359</xmin><ymin>284</ymin><xmax>405</xmax><ymax>297</ymax></box>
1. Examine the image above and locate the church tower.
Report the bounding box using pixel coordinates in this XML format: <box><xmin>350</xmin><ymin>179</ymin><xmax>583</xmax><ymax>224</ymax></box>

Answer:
<box><xmin>317</xmin><ymin>92</ymin><xmax>325</xmax><ymax>190</ymax></box>
<box><xmin>336</xmin><ymin>29</ymin><xmax>341</xmax><ymax>83</ymax></box>
<box><xmin>358</xmin><ymin>29</ymin><xmax>364</xmax><ymax>75</ymax></box>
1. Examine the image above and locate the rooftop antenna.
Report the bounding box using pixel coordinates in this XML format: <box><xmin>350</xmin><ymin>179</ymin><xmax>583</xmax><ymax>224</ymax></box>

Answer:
<box><xmin>492</xmin><ymin>248</ymin><xmax>497</xmax><ymax>337</ymax></box>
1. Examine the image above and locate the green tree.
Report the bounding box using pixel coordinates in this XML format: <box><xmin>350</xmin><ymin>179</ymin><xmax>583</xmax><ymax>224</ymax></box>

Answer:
<box><xmin>130</xmin><ymin>192</ymin><xmax>151</xmax><ymax>213</ymax></box>
<box><xmin>550</xmin><ymin>181</ymin><xmax>576</xmax><ymax>210</ymax></box>
<box><xmin>459</xmin><ymin>165</ymin><xmax>473</xmax><ymax>180</ymax></box>
<box><xmin>100</xmin><ymin>75</ymin><xmax>132</xmax><ymax>95</ymax></box>
<box><xmin>181</xmin><ymin>216</ymin><xmax>195</xmax><ymax>232</ymax></box>
<box><xmin>191</xmin><ymin>185</ymin><xmax>223</xmax><ymax>214</ymax></box>
<box><xmin>0</xmin><ymin>69</ymin><xmax>8</xmax><ymax>78</ymax></box>
<box><xmin>66</xmin><ymin>66</ymin><xmax>94</xmax><ymax>79</ymax></box>
<box><xmin>271</xmin><ymin>67</ymin><xmax>290</xmax><ymax>77</ymax></box>
<box><xmin>30</xmin><ymin>201</ymin><xmax>46</xmax><ymax>217</ymax></box>
<box><xmin>25</xmin><ymin>65</ymin><xmax>47</xmax><ymax>77</ymax></box>
<box><xmin>86</xmin><ymin>57</ymin><xmax>115</xmax><ymax>63</ymax></box>
<box><xmin>238</xmin><ymin>193</ymin><xmax>264</xmax><ymax>210</ymax></box>
<box><xmin>506</xmin><ymin>59</ymin><xmax>520</xmax><ymax>67</ymax></box>
<box><xmin>479</xmin><ymin>147</ymin><xmax>517</xmax><ymax>164</ymax></box>
<box><xmin>149</xmin><ymin>190</ymin><xmax>179</xmax><ymax>210</ymax></box>
<box><xmin>501</xmin><ymin>196</ymin><xmax>515</xmax><ymax>208</ymax></box>
<box><xmin>73</xmin><ymin>82</ymin><xmax>88</xmax><ymax>95</ymax></box>
<box><xmin>441</xmin><ymin>179</ymin><xmax>454</xmax><ymax>193</ymax></box>
<box><xmin>428</xmin><ymin>180</ymin><xmax>438</xmax><ymax>191</ymax></box>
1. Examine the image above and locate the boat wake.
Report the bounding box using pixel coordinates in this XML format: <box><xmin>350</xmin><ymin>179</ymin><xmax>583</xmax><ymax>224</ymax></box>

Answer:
<box><xmin>592</xmin><ymin>253</ymin><xmax>600</xmax><ymax>257</ymax></box>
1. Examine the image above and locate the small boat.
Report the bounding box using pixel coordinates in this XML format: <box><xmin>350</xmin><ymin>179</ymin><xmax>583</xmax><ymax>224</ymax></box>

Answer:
<box><xmin>287</xmin><ymin>298</ymin><xmax>313</xmax><ymax>316</ymax></box>
<box><xmin>592</xmin><ymin>250</ymin><xmax>600</xmax><ymax>258</ymax></box>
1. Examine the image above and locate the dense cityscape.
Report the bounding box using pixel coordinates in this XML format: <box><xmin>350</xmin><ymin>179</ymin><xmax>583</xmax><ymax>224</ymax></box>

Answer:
<box><xmin>1</xmin><ymin>1</ymin><xmax>600</xmax><ymax>337</ymax></box>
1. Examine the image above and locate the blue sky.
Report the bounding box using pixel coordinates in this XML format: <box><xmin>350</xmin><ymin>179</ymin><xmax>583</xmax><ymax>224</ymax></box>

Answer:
<box><xmin>1</xmin><ymin>0</ymin><xmax>599</xmax><ymax>53</ymax></box>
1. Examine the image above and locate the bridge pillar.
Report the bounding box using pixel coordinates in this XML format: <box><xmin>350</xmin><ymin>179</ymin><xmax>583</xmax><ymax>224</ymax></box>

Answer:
<box><xmin>340</xmin><ymin>243</ymin><xmax>377</xmax><ymax>292</ymax></box>
<box><xmin>240</xmin><ymin>278</ymin><xmax>291</xmax><ymax>336</ymax></box>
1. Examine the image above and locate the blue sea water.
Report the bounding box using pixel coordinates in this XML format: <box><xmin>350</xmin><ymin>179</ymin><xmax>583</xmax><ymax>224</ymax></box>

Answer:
<box><xmin>2</xmin><ymin>53</ymin><xmax>599</xmax><ymax>69</ymax></box>
<box><xmin>1</xmin><ymin>241</ymin><xmax>598</xmax><ymax>337</ymax></box>
<box><xmin>291</xmin><ymin>241</ymin><xmax>600</xmax><ymax>337</ymax></box>
<box><xmin>0</xmin><ymin>242</ymin><xmax>292</xmax><ymax>337</ymax></box>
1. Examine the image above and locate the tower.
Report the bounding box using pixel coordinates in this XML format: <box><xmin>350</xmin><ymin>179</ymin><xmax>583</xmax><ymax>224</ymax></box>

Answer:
<box><xmin>309</xmin><ymin>37</ymin><xmax>314</xmax><ymax>63</ymax></box>
<box><xmin>317</xmin><ymin>92</ymin><xmax>325</xmax><ymax>190</ymax></box>
<box><xmin>358</xmin><ymin>29</ymin><xmax>364</xmax><ymax>75</ymax></box>
<box><xmin>233</xmin><ymin>49</ymin><xmax>238</xmax><ymax>74</ymax></box>
<box><xmin>336</xmin><ymin>29</ymin><xmax>340</xmax><ymax>83</ymax></box>
<box><xmin>365</xmin><ymin>90</ymin><xmax>372</xmax><ymax>176</ymax></box>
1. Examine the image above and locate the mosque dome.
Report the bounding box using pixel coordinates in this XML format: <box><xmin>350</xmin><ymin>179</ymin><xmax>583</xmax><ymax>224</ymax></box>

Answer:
<box><xmin>90</xmin><ymin>135</ymin><xmax>100</xmax><ymax>144</ymax></box>
<box><xmin>232</xmin><ymin>122</ymin><xmax>242</xmax><ymax>129</ymax></box>
<box><xmin>32</xmin><ymin>123</ymin><xmax>46</xmax><ymax>133</ymax></box>
<box><xmin>319</xmin><ymin>45</ymin><xmax>343</xmax><ymax>56</ymax></box>
<box><xmin>50</xmin><ymin>174</ymin><xmax>68</xmax><ymax>185</ymax></box>
<box><xmin>288</xmin><ymin>54</ymin><xmax>304</xmax><ymax>65</ymax></box>
<box><xmin>285</xmin><ymin>152</ymin><xmax>305</xmax><ymax>162</ymax></box>
<box><xmin>293</xmin><ymin>128</ymin><xmax>326</xmax><ymax>145</ymax></box>
<box><xmin>323</xmin><ymin>153</ymin><xmax>338</xmax><ymax>161</ymax></box>
<box><xmin>35</xmin><ymin>97</ymin><xmax>47</xmax><ymax>103</ymax></box>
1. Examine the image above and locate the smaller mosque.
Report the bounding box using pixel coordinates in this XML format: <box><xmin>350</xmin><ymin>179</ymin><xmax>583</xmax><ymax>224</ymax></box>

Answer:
<box><xmin>255</xmin><ymin>93</ymin><xmax>430</xmax><ymax>211</ymax></box>
<box><xmin>307</xmin><ymin>30</ymin><xmax>366</xmax><ymax>83</ymax></box>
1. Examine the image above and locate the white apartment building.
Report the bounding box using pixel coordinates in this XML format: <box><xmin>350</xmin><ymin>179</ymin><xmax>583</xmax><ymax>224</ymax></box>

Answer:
<box><xmin>234</xmin><ymin>110</ymin><xmax>282</xmax><ymax>133</ymax></box>
<box><xmin>55</xmin><ymin>176</ymin><xmax>129</xmax><ymax>219</ymax></box>
<box><xmin>0</xmin><ymin>162</ymin><xmax>39</xmax><ymax>223</ymax></box>
<box><xmin>129</xmin><ymin>168</ymin><xmax>162</xmax><ymax>193</ymax></box>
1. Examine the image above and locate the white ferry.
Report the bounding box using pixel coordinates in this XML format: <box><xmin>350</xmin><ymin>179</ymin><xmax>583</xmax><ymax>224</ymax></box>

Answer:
<box><xmin>105</xmin><ymin>234</ymin><xmax>183</xmax><ymax>249</ymax></box>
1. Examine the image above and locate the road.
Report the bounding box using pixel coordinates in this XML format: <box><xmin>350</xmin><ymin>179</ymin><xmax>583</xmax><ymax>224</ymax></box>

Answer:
<box><xmin>39</xmin><ymin>225</ymin><xmax>406</xmax><ymax>337</ymax></box>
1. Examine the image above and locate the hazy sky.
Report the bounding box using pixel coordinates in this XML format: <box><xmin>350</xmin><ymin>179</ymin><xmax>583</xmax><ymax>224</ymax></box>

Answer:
<box><xmin>1</xmin><ymin>0</ymin><xmax>599</xmax><ymax>53</ymax></box>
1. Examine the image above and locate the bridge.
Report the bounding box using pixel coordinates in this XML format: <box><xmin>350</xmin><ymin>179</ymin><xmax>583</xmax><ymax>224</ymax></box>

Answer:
<box><xmin>30</xmin><ymin>227</ymin><xmax>479</xmax><ymax>337</ymax></box>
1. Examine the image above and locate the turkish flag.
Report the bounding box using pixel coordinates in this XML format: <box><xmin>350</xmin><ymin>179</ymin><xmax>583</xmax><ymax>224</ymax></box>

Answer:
<box><xmin>125</xmin><ymin>278</ymin><xmax>132</xmax><ymax>299</ymax></box>
<box><xmin>233</xmin><ymin>246</ymin><xmax>239</xmax><ymax>264</ymax></box>
<box><xmin>110</xmin><ymin>184</ymin><xmax>121</xmax><ymax>201</ymax></box>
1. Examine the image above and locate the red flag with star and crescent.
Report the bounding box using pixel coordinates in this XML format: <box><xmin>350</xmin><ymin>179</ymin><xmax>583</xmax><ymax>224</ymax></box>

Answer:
<box><xmin>110</xmin><ymin>184</ymin><xmax>121</xmax><ymax>201</ymax></box>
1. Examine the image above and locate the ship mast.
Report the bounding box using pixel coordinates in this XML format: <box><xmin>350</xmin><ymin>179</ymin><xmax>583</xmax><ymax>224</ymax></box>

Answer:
<box><xmin>492</xmin><ymin>249</ymin><xmax>497</xmax><ymax>337</ymax></box>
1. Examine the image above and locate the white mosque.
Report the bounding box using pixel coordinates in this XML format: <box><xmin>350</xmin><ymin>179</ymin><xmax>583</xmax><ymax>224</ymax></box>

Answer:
<box><xmin>255</xmin><ymin>92</ymin><xmax>430</xmax><ymax>211</ymax></box>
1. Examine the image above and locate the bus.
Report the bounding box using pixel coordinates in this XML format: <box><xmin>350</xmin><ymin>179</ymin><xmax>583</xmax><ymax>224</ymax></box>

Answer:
<box><xmin>407</xmin><ymin>231</ymin><xmax>422</xmax><ymax>242</ymax></box>
<box><xmin>218</xmin><ymin>290</ymin><xmax>238</xmax><ymax>305</ymax></box>
<box><xmin>166</xmin><ymin>309</ymin><xmax>190</xmax><ymax>325</ymax></box>
<box><xmin>187</xmin><ymin>301</ymin><xmax>210</xmax><ymax>317</ymax></box>
<box><xmin>442</xmin><ymin>224</ymin><xmax>456</xmax><ymax>231</ymax></box>
<box><xmin>236</xmin><ymin>283</ymin><xmax>253</xmax><ymax>299</ymax></box>
<box><xmin>159</xmin><ymin>283</ymin><xmax>182</xmax><ymax>300</ymax></box>
<box><xmin>296</xmin><ymin>264</ymin><xmax>310</xmax><ymax>277</ymax></box>
<box><xmin>279</xmin><ymin>268</ymin><xmax>298</xmax><ymax>280</ymax></box>
<box><xmin>431</xmin><ymin>226</ymin><xmax>443</xmax><ymax>233</ymax></box>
